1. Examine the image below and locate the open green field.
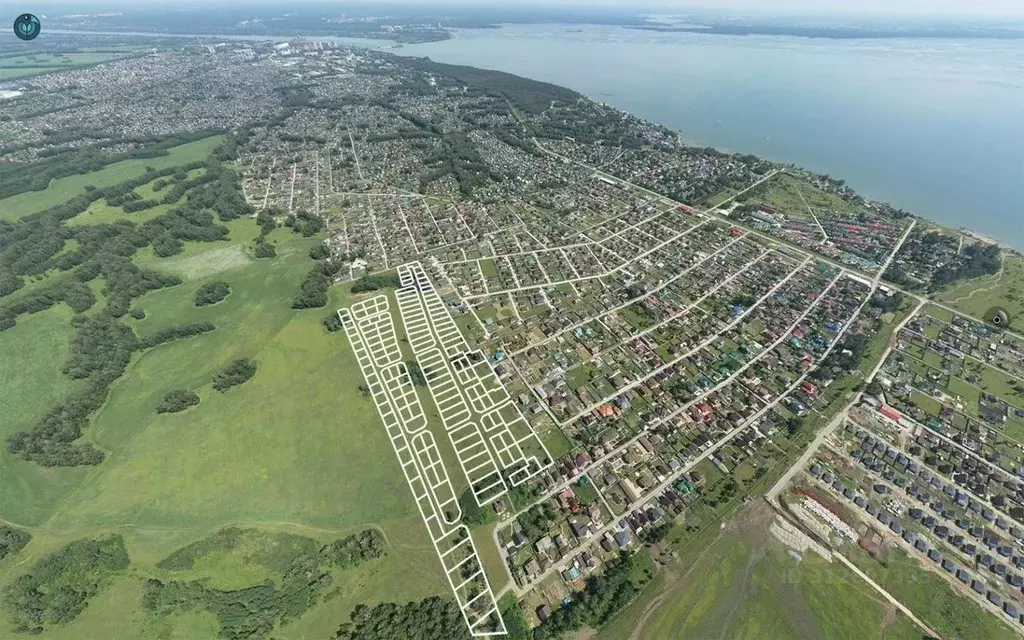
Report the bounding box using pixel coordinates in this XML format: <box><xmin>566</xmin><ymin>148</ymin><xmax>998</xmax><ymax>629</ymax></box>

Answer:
<box><xmin>762</xmin><ymin>172</ymin><xmax>865</xmax><ymax>219</ymax></box>
<box><xmin>0</xmin><ymin>164</ymin><xmax>452</xmax><ymax>636</ymax></box>
<box><xmin>0</xmin><ymin>67</ymin><xmax>49</xmax><ymax>79</ymax></box>
<box><xmin>847</xmin><ymin>545</ymin><xmax>1018</xmax><ymax>640</ymax></box>
<box><xmin>0</xmin><ymin>51</ymin><xmax>140</xmax><ymax>81</ymax></box>
<box><xmin>0</xmin><ymin>305</ymin><xmax>91</xmax><ymax>526</ymax></box>
<box><xmin>938</xmin><ymin>254</ymin><xmax>1024</xmax><ymax>332</ymax></box>
<box><xmin>67</xmin><ymin>199</ymin><xmax>177</xmax><ymax>227</ymax></box>
<box><xmin>0</xmin><ymin>135</ymin><xmax>223</xmax><ymax>222</ymax></box>
<box><xmin>65</xmin><ymin>169</ymin><xmax>205</xmax><ymax>227</ymax></box>
<box><xmin>0</xmin><ymin>519</ymin><xmax>446</xmax><ymax>640</ymax></box>
<box><xmin>0</xmin><ymin>52</ymin><xmax>131</xmax><ymax>68</ymax></box>
<box><xmin>599</xmin><ymin>503</ymin><xmax>922</xmax><ymax>640</ymax></box>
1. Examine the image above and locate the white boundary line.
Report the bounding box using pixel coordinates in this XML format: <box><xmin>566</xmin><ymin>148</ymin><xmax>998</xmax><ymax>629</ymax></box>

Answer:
<box><xmin>339</xmin><ymin>297</ymin><xmax>507</xmax><ymax>637</ymax></box>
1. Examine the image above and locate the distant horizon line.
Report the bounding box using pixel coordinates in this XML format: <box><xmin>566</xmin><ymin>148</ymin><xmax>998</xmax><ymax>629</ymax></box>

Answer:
<box><xmin>23</xmin><ymin>1</ymin><xmax>1024</xmax><ymax>21</ymax></box>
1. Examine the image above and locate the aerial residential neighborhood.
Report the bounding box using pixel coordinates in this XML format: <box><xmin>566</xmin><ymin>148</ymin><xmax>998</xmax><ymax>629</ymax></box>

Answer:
<box><xmin>1</xmin><ymin>20</ymin><xmax>1022</xmax><ymax>640</ymax></box>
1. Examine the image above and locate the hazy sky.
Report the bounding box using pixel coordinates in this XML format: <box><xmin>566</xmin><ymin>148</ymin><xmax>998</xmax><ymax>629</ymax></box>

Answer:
<box><xmin>426</xmin><ymin>0</ymin><xmax>1024</xmax><ymax>17</ymax></box>
<box><xmin>35</xmin><ymin>0</ymin><xmax>1024</xmax><ymax>18</ymax></box>
<box><xmin>632</xmin><ymin>0</ymin><xmax>1024</xmax><ymax>16</ymax></box>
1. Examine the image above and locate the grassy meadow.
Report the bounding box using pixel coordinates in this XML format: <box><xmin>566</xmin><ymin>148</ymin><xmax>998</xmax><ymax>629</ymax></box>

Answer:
<box><xmin>596</xmin><ymin>500</ymin><xmax>1015</xmax><ymax>640</ymax></box>
<box><xmin>597</xmin><ymin>504</ymin><xmax>921</xmax><ymax>640</ymax></box>
<box><xmin>0</xmin><ymin>136</ymin><xmax>223</xmax><ymax>222</ymax></box>
<box><xmin>938</xmin><ymin>254</ymin><xmax>1024</xmax><ymax>332</ymax></box>
<box><xmin>0</xmin><ymin>141</ymin><xmax>451</xmax><ymax>638</ymax></box>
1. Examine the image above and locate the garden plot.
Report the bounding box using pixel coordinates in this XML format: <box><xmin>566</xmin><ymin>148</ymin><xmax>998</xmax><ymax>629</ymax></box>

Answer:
<box><xmin>339</xmin><ymin>295</ymin><xmax>504</xmax><ymax>637</ymax></box>
<box><xmin>396</xmin><ymin>261</ymin><xmax>554</xmax><ymax>507</ymax></box>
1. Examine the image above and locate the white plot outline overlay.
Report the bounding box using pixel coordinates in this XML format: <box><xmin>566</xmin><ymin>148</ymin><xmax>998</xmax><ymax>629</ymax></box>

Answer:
<box><xmin>339</xmin><ymin>295</ymin><xmax>507</xmax><ymax>637</ymax></box>
<box><xmin>395</xmin><ymin>261</ymin><xmax>554</xmax><ymax>507</ymax></box>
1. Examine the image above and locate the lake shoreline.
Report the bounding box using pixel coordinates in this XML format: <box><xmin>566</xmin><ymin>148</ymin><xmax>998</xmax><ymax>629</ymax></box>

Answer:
<box><xmin>403</xmin><ymin>24</ymin><xmax>1024</xmax><ymax>250</ymax></box>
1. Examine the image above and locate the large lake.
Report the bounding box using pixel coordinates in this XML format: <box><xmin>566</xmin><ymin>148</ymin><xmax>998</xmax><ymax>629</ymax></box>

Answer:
<box><xmin>403</xmin><ymin>25</ymin><xmax>1024</xmax><ymax>249</ymax></box>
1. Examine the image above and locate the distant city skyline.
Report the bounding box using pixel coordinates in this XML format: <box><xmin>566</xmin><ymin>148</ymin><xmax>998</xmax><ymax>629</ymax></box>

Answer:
<box><xmin>28</xmin><ymin>0</ymin><xmax>1024</xmax><ymax>18</ymax></box>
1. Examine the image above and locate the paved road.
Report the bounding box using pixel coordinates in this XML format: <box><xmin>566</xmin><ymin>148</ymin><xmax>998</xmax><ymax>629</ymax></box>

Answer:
<box><xmin>766</xmin><ymin>407</ymin><xmax>849</xmax><ymax>508</ymax></box>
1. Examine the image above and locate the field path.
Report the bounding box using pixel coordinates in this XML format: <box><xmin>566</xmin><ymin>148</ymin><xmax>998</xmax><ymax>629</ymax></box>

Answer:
<box><xmin>628</xmin><ymin>529</ymin><xmax>726</xmax><ymax>640</ymax></box>
<box><xmin>944</xmin><ymin>253</ymin><xmax>1006</xmax><ymax>304</ymax></box>
<box><xmin>833</xmin><ymin>553</ymin><xmax>940</xmax><ymax>638</ymax></box>
<box><xmin>0</xmin><ymin>518</ymin><xmax>435</xmax><ymax>557</ymax></box>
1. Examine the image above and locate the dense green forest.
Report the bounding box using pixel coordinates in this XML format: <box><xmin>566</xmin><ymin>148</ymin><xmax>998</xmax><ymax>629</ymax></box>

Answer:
<box><xmin>155</xmin><ymin>389</ymin><xmax>201</xmax><ymax>414</ymax></box>
<box><xmin>323</xmin><ymin>312</ymin><xmax>344</xmax><ymax>332</ymax></box>
<box><xmin>212</xmin><ymin>358</ymin><xmax>258</xmax><ymax>392</ymax></box>
<box><xmin>144</xmin><ymin>528</ymin><xmax>387</xmax><ymax>640</ymax></box>
<box><xmin>293</xmin><ymin>257</ymin><xmax>344</xmax><ymax>308</ymax></box>
<box><xmin>2</xmin><ymin>535</ymin><xmax>130</xmax><ymax>634</ymax></box>
<box><xmin>194</xmin><ymin>280</ymin><xmax>231</xmax><ymax>306</ymax></box>
<box><xmin>458</xmin><ymin>489</ymin><xmax>494</xmax><ymax>527</ymax></box>
<box><xmin>309</xmin><ymin>242</ymin><xmax>331</xmax><ymax>260</ymax></box>
<box><xmin>0</xmin><ymin>526</ymin><xmax>31</xmax><ymax>561</ymax></box>
<box><xmin>335</xmin><ymin>596</ymin><xmax>470</xmax><ymax>640</ymax></box>
<box><xmin>405</xmin><ymin>59</ymin><xmax>580</xmax><ymax>115</ymax></box>
<box><xmin>534</xmin><ymin>551</ymin><xmax>652</xmax><ymax>639</ymax></box>
<box><xmin>350</xmin><ymin>272</ymin><xmax>401</xmax><ymax>293</ymax></box>
<box><xmin>419</xmin><ymin>132</ymin><xmax>499</xmax><ymax>197</ymax></box>
<box><xmin>319</xmin><ymin>529</ymin><xmax>386</xmax><ymax>568</ymax></box>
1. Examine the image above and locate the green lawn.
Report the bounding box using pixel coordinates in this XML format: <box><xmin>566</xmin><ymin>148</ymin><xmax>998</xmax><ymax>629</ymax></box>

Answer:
<box><xmin>44</xmin><ymin>231</ymin><xmax>409</xmax><ymax>532</ymax></box>
<box><xmin>910</xmin><ymin>391</ymin><xmax>943</xmax><ymax>417</ymax></box>
<box><xmin>0</xmin><ymin>136</ymin><xmax>223</xmax><ymax>222</ymax></box>
<box><xmin>67</xmin><ymin>199</ymin><xmax>177</xmax><ymax>227</ymax></box>
<box><xmin>0</xmin><ymin>52</ymin><xmax>141</xmax><ymax>82</ymax></box>
<box><xmin>0</xmin><ymin>51</ymin><xmax>133</xmax><ymax>68</ymax></box>
<box><xmin>479</xmin><ymin>258</ymin><xmax>498</xmax><ymax>278</ymax></box>
<box><xmin>764</xmin><ymin>173</ymin><xmax>866</xmax><ymax>219</ymax></box>
<box><xmin>539</xmin><ymin>422</ymin><xmax>573</xmax><ymax>459</ymax></box>
<box><xmin>472</xmin><ymin>524</ymin><xmax>510</xmax><ymax>594</ymax></box>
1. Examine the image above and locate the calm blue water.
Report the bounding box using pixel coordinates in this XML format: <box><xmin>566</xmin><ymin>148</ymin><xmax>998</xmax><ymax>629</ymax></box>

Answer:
<box><xmin>404</xmin><ymin>25</ymin><xmax>1024</xmax><ymax>249</ymax></box>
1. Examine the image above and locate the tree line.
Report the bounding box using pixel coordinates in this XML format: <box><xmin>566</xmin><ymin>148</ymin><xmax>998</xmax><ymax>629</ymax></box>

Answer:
<box><xmin>0</xmin><ymin>525</ymin><xmax>31</xmax><ymax>561</ymax></box>
<box><xmin>7</xmin><ymin>315</ymin><xmax>216</xmax><ymax>466</ymax></box>
<box><xmin>156</xmin><ymin>389</ymin><xmax>201</xmax><ymax>414</ymax></box>
<box><xmin>144</xmin><ymin>527</ymin><xmax>387</xmax><ymax>640</ymax></box>
<box><xmin>1</xmin><ymin>134</ymin><xmax>251</xmax><ymax>313</ymax></box>
<box><xmin>335</xmin><ymin>596</ymin><xmax>471</xmax><ymax>640</ymax></box>
<box><xmin>195</xmin><ymin>281</ymin><xmax>231</xmax><ymax>306</ymax></box>
<box><xmin>2</xmin><ymin>133</ymin><xmax>251</xmax><ymax>467</ymax></box>
<box><xmin>350</xmin><ymin>272</ymin><xmax>401</xmax><ymax>293</ymax></box>
<box><xmin>293</xmin><ymin>258</ymin><xmax>344</xmax><ymax>309</ymax></box>
<box><xmin>319</xmin><ymin>529</ymin><xmax>386</xmax><ymax>569</ymax></box>
<box><xmin>2</xmin><ymin>535</ymin><xmax>130</xmax><ymax>635</ymax></box>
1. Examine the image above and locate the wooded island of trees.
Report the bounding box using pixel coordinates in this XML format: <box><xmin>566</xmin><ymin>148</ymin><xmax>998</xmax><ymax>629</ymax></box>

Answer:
<box><xmin>194</xmin><ymin>280</ymin><xmax>231</xmax><ymax>306</ymax></box>
<box><xmin>212</xmin><ymin>358</ymin><xmax>258</xmax><ymax>392</ymax></box>
<box><xmin>155</xmin><ymin>389</ymin><xmax>201</xmax><ymax>413</ymax></box>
